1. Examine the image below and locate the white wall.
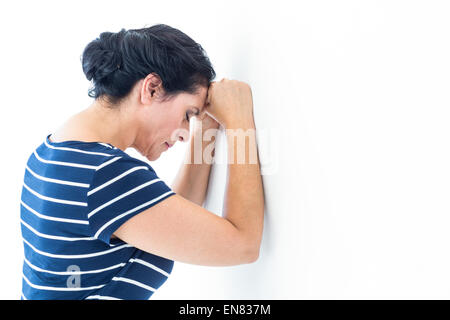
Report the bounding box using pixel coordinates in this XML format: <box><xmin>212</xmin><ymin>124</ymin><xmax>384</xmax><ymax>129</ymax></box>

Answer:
<box><xmin>1</xmin><ymin>0</ymin><xmax>449</xmax><ymax>299</ymax></box>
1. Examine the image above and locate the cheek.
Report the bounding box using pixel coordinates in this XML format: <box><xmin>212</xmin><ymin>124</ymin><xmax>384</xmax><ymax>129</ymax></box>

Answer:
<box><xmin>150</xmin><ymin>127</ymin><xmax>173</xmax><ymax>150</ymax></box>
<box><xmin>166</xmin><ymin>119</ymin><xmax>185</xmax><ymax>140</ymax></box>
<box><xmin>143</xmin><ymin>112</ymin><xmax>183</xmax><ymax>148</ymax></box>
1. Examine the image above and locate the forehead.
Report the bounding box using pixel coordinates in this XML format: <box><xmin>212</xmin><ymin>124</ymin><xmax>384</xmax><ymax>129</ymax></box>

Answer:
<box><xmin>195</xmin><ymin>85</ymin><xmax>208</xmax><ymax>101</ymax></box>
<box><xmin>178</xmin><ymin>86</ymin><xmax>208</xmax><ymax>109</ymax></box>
<box><xmin>197</xmin><ymin>86</ymin><xmax>208</xmax><ymax>110</ymax></box>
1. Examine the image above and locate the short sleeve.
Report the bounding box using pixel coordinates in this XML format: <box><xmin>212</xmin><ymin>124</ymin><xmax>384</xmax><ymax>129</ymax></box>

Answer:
<box><xmin>86</xmin><ymin>155</ymin><xmax>176</xmax><ymax>245</ymax></box>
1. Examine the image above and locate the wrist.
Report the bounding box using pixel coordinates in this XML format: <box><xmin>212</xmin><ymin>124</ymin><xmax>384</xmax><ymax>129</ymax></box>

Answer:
<box><xmin>193</xmin><ymin>115</ymin><xmax>219</xmax><ymax>132</ymax></box>
<box><xmin>224</xmin><ymin>119</ymin><xmax>255</xmax><ymax>131</ymax></box>
<box><xmin>189</xmin><ymin>126</ymin><xmax>218</xmax><ymax>165</ymax></box>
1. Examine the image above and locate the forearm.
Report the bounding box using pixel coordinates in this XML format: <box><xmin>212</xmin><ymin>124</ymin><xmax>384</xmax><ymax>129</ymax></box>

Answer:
<box><xmin>222</xmin><ymin>121</ymin><xmax>265</xmax><ymax>252</ymax></box>
<box><xmin>171</xmin><ymin>129</ymin><xmax>217</xmax><ymax>206</ymax></box>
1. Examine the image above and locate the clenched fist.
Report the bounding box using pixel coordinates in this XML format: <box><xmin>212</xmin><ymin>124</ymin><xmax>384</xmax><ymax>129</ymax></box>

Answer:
<box><xmin>204</xmin><ymin>78</ymin><xmax>254</xmax><ymax>129</ymax></box>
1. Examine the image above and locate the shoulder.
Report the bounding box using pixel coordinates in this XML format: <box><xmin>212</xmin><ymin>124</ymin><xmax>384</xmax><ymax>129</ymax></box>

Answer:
<box><xmin>87</xmin><ymin>150</ymin><xmax>164</xmax><ymax>199</ymax></box>
<box><xmin>93</xmin><ymin>150</ymin><xmax>157</xmax><ymax>177</ymax></box>
<box><xmin>85</xmin><ymin>151</ymin><xmax>174</xmax><ymax>245</ymax></box>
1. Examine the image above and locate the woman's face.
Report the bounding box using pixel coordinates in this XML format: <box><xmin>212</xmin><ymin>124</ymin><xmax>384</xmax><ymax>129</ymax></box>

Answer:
<box><xmin>133</xmin><ymin>85</ymin><xmax>208</xmax><ymax>161</ymax></box>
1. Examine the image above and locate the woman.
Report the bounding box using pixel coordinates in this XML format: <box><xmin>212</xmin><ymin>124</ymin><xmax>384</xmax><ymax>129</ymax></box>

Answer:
<box><xmin>20</xmin><ymin>24</ymin><xmax>264</xmax><ymax>300</ymax></box>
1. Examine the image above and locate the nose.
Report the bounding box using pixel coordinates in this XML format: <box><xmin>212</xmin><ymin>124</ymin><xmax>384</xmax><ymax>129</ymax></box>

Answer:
<box><xmin>171</xmin><ymin>127</ymin><xmax>190</xmax><ymax>145</ymax></box>
<box><xmin>178</xmin><ymin>128</ymin><xmax>190</xmax><ymax>142</ymax></box>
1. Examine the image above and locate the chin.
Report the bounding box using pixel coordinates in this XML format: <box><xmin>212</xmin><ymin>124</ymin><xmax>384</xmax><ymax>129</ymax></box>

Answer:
<box><xmin>144</xmin><ymin>150</ymin><xmax>163</xmax><ymax>161</ymax></box>
<box><xmin>145</xmin><ymin>153</ymin><xmax>160</xmax><ymax>161</ymax></box>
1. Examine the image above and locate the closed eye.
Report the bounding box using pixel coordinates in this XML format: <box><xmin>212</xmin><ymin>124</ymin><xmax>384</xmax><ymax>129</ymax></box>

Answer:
<box><xmin>186</xmin><ymin>108</ymin><xmax>200</xmax><ymax>122</ymax></box>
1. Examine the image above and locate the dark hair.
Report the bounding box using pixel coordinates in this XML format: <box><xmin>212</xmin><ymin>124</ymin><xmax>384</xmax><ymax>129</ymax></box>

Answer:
<box><xmin>81</xmin><ymin>24</ymin><xmax>216</xmax><ymax>106</ymax></box>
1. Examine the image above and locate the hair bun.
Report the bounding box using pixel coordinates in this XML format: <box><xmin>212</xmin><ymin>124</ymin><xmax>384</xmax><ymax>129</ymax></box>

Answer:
<box><xmin>81</xmin><ymin>31</ymin><xmax>124</xmax><ymax>82</ymax></box>
<box><xmin>80</xmin><ymin>24</ymin><xmax>216</xmax><ymax>106</ymax></box>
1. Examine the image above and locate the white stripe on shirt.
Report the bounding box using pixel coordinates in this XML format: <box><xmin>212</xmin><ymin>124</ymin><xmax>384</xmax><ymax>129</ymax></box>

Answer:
<box><xmin>87</xmin><ymin>166</ymin><xmax>149</xmax><ymax>196</ymax></box>
<box><xmin>87</xmin><ymin>178</ymin><xmax>162</xmax><ymax>218</ymax></box>
<box><xmin>98</xmin><ymin>143</ymin><xmax>115</xmax><ymax>149</ymax></box>
<box><xmin>95</xmin><ymin>156</ymin><xmax>122</xmax><ymax>171</ymax></box>
<box><xmin>94</xmin><ymin>191</ymin><xmax>175</xmax><ymax>239</ymax></box>
<box><xmin>21</xmin><ymin>219</ymin><xmax>95</xmax><ymax>241</ymax></box>
<box><xmin>129</xmin><ymin>258</ymin><xmax>170</xmax><ymax>277</ymax></box>
<box><xmin>23</xmin><ymin>256</ymin><xmax>126</xmax><ymax>275</ymax></box>
<box><xmin>34</xmin><ymin>150</ymin><xmax>98</xmax><ymax>169</ymax></box>
<box><xmin>44</xmin><ymin>140</ymin><xmax>115</xmax><ymax>156</ymax></box>
<box><xmin>23</xmin><ymin>274</ymin><xmax>106</xmax><ymax>291</ymax></box>
<box><xmin>85</xmin><ymin>295</ymin><xmax>122</xmax><ymax>300</ymax></box>
<box><xmin>112</xmin><ymin>277</ymin><xmax>156</xmax><ymax>292</ymax></box>
<box><xmin>20</xmin><ymin>200</ymin><xmax>88</xmax><ymax>225</ymax></box>
<box><xmin>26</xmin><ymin>165</ymin><xmax>90</xmax><ymax>188</ymax></box>
<box><xmin>22</xmin><ymin>237</ymin><xmax>132</xmax><ymax>259</ymax></box>
<box><xmin>23</xmin><ymin>182</ymin><xmax>87</xmax><ymax>207</ymax></box>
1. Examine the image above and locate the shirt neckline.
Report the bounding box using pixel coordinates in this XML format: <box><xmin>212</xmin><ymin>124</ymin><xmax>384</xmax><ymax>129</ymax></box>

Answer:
<box><xmin>46</xmin><ymin>134</ymin><xmax>116</xmax><ymax>149</ymax></box>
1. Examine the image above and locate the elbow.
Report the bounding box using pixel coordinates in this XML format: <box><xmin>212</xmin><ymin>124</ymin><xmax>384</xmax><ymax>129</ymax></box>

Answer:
<box><xmin>245</xmin><ymin>234</ymin><xmax>263</xmax><ymax>264</ymax></box>
<box><xmin>236</xmin><ymin>228</ymin><xmax>262</xmax><ymax>265</ymax></box>
<box><xmin>245</xmin><ymin>244</ymin><xmax>261</xmax><ymax>264</ymax></box>
<box><xmin>247</xmin><ymin>250</ymin><xmax>259</xmax><ymax>263</ymax></box>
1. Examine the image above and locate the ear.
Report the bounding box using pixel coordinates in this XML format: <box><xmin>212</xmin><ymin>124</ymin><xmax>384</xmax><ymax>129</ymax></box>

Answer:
<box><xmin>140</xmin><ymin>73</ymin><xmax>164</xmax><ymax>104</ymax></box>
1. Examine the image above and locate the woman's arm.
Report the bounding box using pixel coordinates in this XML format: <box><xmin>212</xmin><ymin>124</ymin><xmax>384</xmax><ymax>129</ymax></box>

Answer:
<box><xmin>114</xmin><ymin>80</ymin><xmax>262</xmax><ymax>266</ymax></box>
<box><xmin>171</xmin><ymin>115</ymin><xmax>220</xmax><ymax>206</ymax></box>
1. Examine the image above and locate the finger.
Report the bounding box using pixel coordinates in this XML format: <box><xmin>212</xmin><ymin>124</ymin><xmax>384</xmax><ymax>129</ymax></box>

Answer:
<box><xmin>206</xmin><ymin>81</ymin><xmax>216</xmax><ymax>103</ymax></box>
<box><xmin>197</xmin><ymin>112</ymin><xmax>207</xmax><ymax>121</ymax></box>
<box><xmin>204</xmin><ymin>110</ymin><xmax>219</xmax><ymax>123</ymax></box>
<box><xmin>205</xmin><ymin>88</ymin><xmax>213</xmax><ymax>106</ymax></box>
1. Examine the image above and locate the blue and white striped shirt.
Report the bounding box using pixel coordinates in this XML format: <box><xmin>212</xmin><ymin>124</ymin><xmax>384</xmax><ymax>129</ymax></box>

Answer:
<box><xmin>20</xmin><ymin>134</ymin><xmax>176</xmax><ymax>300</ymax></box>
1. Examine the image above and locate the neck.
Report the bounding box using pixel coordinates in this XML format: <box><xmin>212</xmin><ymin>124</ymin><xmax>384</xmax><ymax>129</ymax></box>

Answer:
<box><xmin>82</xmin><ymin>99</ymin><xmax>137</xmax><ymax>151</ymax></box>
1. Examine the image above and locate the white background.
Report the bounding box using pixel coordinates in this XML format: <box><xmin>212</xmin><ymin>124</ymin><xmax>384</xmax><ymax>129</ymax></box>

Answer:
<box><xmin>1</xmin><ymin>0</ymin><xmax>449</xmax><ymax>299</ymax></box>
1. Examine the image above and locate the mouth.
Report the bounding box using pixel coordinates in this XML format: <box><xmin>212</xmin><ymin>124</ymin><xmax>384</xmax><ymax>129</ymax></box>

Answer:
<box><xmin>165</xmin><ymin>142</ymin><xmax>173</xmax><ymax>148</ymax></box>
